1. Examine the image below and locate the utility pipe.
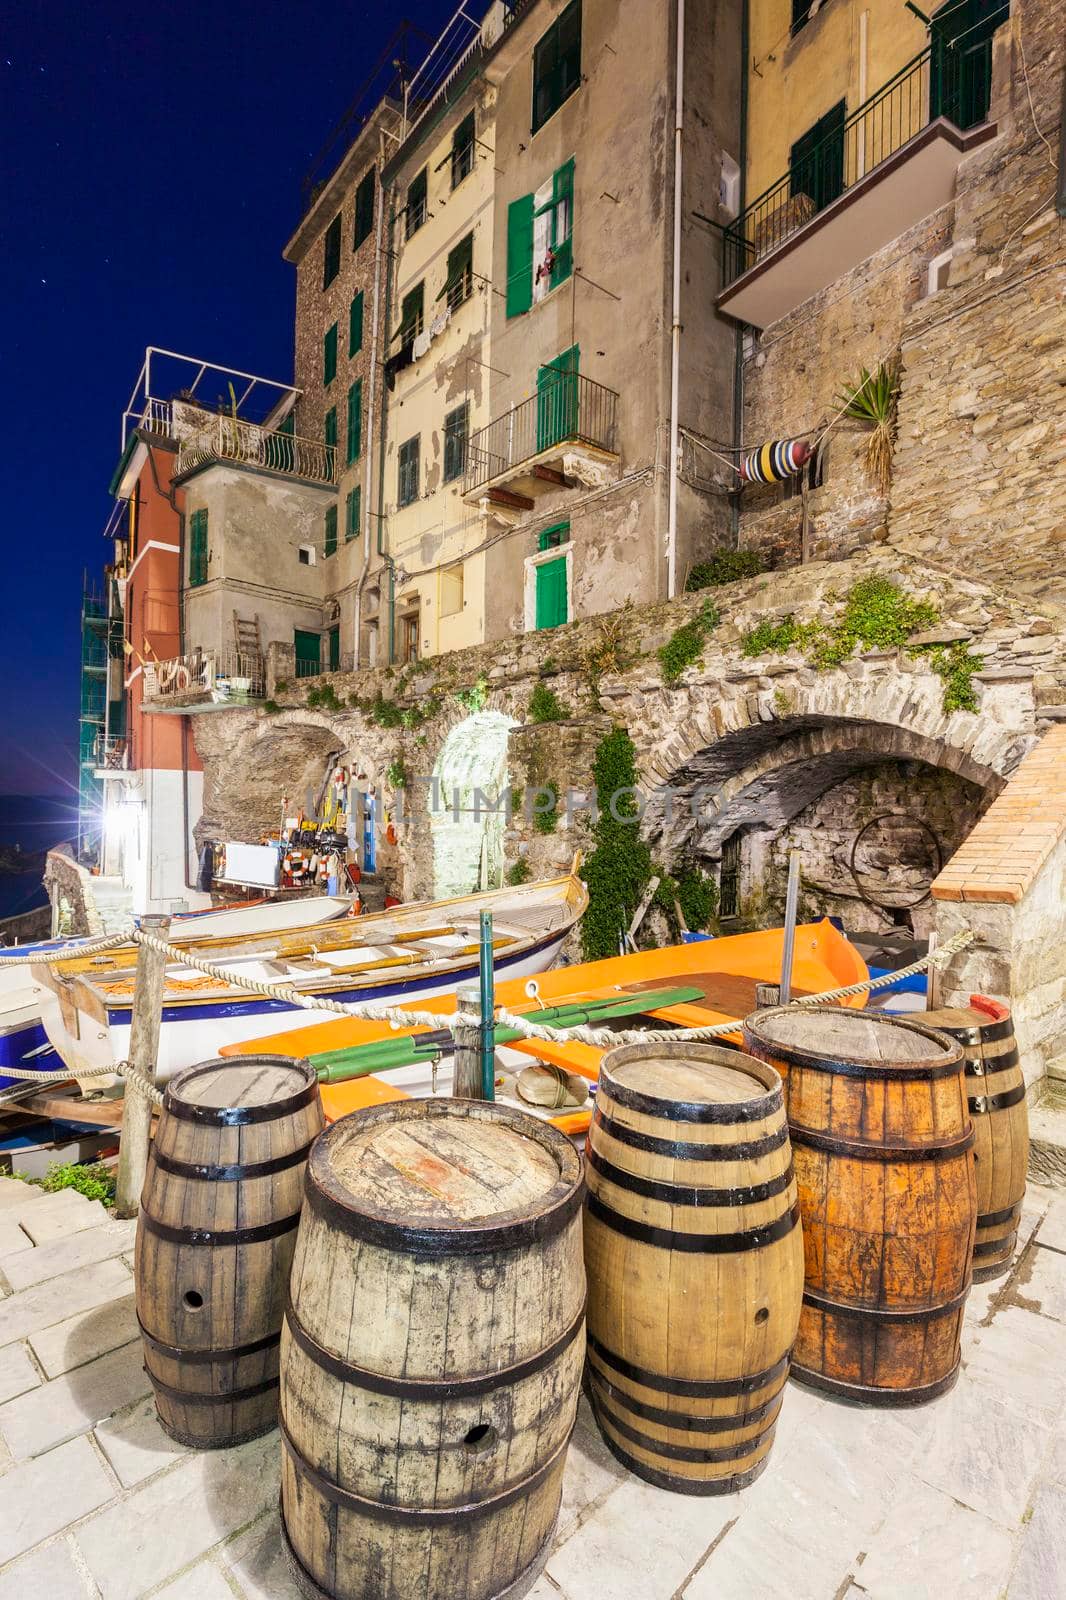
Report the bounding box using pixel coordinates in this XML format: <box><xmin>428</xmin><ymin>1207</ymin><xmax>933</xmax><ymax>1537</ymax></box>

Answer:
<box><xmin>666</xmin><ymin>0</ymin><xmax>686</xmax><ymax>600</ymax></box>
<box><xmin>479</xmin><ymin>910</ymin><xmax>496</xmax><ymax>1101</ymax></box>
<box><xmin>779</xmin><ymin>850</ymin><xmax>801</xmax><ymax>1005</ymax></box>
<box><xmin>353</xmin><ymin>136</ymin><xmax>390</xmax><ymax>667</ymax></box>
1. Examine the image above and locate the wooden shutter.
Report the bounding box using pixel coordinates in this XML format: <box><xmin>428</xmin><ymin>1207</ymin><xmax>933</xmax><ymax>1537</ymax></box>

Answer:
<box><xmin>349</xmin><ymin>292</ymin><xmax>364</xmax><ymax>356</ymax></box>
<box><xmin>324</xmin><ymin>407</ymin><xmax>337</xmax><ymax>450</ymax></box>
<box><xmin>441</xmin><ymin>233</ymin><xmax>474</xmax><ymax>309</ymax></box>
<box><xmin>294</xmin><ymin>630</ymin><xmax>321</xmax><ymax>675</ymax></box>
<box><xmin>533</xmin><ymin>0</ymin><xmax>581</xmax><ymax>133</ymax></box>
<box><xmin>189</xmin><ymin>509</ymin><xmax>208</xmax><ymax>587</ymax></box>
<box><xmin>347</xmin><ymin>380</ymin><xmax>362</xmax><ymax>464</ymax></box>
<box><xmin>551</xmin><ymin>159</ymin><xmax>575</xmax><ymax>288</ymax></box>
<box><xmin>323</xmin><ymin>215</ymin><xmax>341</xmax><ymax>288</ymax></box>
<box><xmin>537</xmin><ymin>346</ymin><xmax>579</xmax><ymax>452</ymax></box>
<box><xmin>535</xmin><ymin>557</ymin><xmax>568</xmax><ymax>629</ymax></box>
<box><xmin>329</xmin><ymin>626</ymin><xmax>340</xmax><ymax>672</ymax></box>
<box><xmin>354</xmin><ymin>169</ymin><xmax>376</xmax><ymax>248</ymax></box>
<box><xmin>346</xmin><ymin>486</ymin><xmax>361</xmax><ymax>540</ymax></box>
<box><xmin>506</xmin><ymin>195</ymin><xmax>535</xmax><ymax>318</ymax></box>
<box><xmin>324</xmin><ymin>504</ymin><xmax>337</xmax><ymax>557</ymax></box>
<box><xmin>323</xmin><ymin>323</ymin><xmax>338</xmax><ymax>386</ymax></box>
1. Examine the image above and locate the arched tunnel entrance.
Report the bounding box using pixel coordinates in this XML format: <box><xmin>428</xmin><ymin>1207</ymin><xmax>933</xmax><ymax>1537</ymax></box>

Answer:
<box><xmin>644</xmin><ymin>717</ymin><xmax>1003</xmax><ymax>938</ymax></box>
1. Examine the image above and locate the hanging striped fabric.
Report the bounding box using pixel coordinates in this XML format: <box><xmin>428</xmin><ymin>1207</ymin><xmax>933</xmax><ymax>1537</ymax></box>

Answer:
<box><xmin>739</xmin><ymin>438</ymin><xmax>812</xmax><ymax>484</ymax></box>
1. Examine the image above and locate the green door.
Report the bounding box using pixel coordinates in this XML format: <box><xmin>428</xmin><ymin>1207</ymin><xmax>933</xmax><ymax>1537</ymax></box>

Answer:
<box><xmin>535</xmin><ymin>556</ymin><xmax>568</xmax><ymax>630</ymax></box>
<box><xmin>294</xmin><ymin>629</ymin><xmax>321</xmax><ymax>678</ymax></box>
<box><xmin>536</xmin><ymin>346</ymin><xmax>579</xmax><ymax>453</ymax></box>
<box><xmin>930</xmin><ymin>0</ymin><xmax>998</xmax><ymax>130</ymax></box>
<box><xmin>328</xmin><ymin>626</ymin><xmax>340</xmax><ymax>672</ymax></box>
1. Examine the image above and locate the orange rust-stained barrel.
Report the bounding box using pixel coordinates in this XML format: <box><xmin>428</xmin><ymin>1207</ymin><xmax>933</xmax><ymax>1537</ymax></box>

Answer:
<box><xmin>280</xmin><ymin>1100</ymin><xmax>586</xmax><ymax>1600</ymax></box>
<box><xmin>135</xmin><ymin>1056</ymin><xmax>323</xmax><ymax>1448</ymax></box>
<box><xmin>583</xmin><ymin>1042</ymin><xmax>804</xmax><ymax>1493</ymax></box>
<box><xmin>743</xmin><ymin>1009</ymin><xmax>976</xmax><ymax>1406</ymax></box>
<box><xmin>923</xmin><ymin>999</ymin><xmax>1029</xmax><ymax>1282</ymax></box>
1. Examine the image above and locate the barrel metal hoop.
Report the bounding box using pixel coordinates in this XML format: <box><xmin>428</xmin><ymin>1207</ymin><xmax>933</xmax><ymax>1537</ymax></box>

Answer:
<box><xmin>600</xmin><ymin>1079</ymin><xmax>783</xmax><ymax>1125</ymax></box>
<box><xmin>138</xmin><ymin>1209</ymin><xmax>302</xmax><ymax>1247</ymax></box>
<box><xmin>163</xmin><ymin>1077</ymin><xmax>320</xmax><ymax>1125</ymax></box>
<box><xmin>150</xmin><ymin>1144</ymin><xmax>313</xmax><ymax>1183</ymax></box>
<box><xmin>964</xmin><ymin>1045</ymin><xmax>1020</xmax><ymax>1076</ymax></box>
<box><xmin>138</xmin><ymin>1316</ymin><xmax>281</xmax><ymax>1365</ymax></box>
<box><xmin>587</xmin><ymin>1368</ymin><xmax>784</xmax><ymax>1433</ymax></box>
<box><xmin>968</xmin><ymin>1083</ymin><xmax>1027</xmax><ymax>1116</ymax></box>
<box><xmin>977</xmin><ymin>1201</ymin><xmax>1023</xmax><ymax>1228</ymax></box>
<box><xmin>283</xmin><ymin>1297</ymin><xmax>586</xmax><ymax>1398</ymax></box>
<box><xmin>762</xmin><ymin>1051</ymin><xmax>964</xmax><ymax>1083</ymax></box>
<box><xmin>592</xmin><ymin>1109</ymin><xmax>789</xmax><ymax>1163</ymax></box>
<box><xmin>593</xmin><ymin>1395</ymin><xmax>776</xmax><ymax>1464</ymax></box>
<box><xmin>149</xmin><ymin>1372</ymin><xmax>279</xmax><ymax>1406</ymax></box>
<box><xmin>279</xmin><ymin>1414</ymin><xmax>572</xmax><ymax>1525</ymax></box>
<box><xmin>974</xmin><ymin>1234</ymin><xmax>1018</xmax><ymax>1258</ymax></box>
<box><xmin>304</xmin><ymin>1167</ymin><xmax>585</xmax><ymax>1258</ymax></box>
<box><xmin>585</xmin><ymin>1193</ymin><xmax>799</xmax><ymax>1254</ymax></box>
<box><xmin>586</xmin><ymin>1145</ymin><xmax>794</xmax><ymax>1208</ymax></box>
<box><xmin>953</xmin><ymin>1015</ymin><xmax>1014</xmax><ymax>1045</ymax></box>
<box><xmin>788</xmin><ymin>1126</ymin><xmax>975</xmax><ymax>1162</ymax></box>
<box><xmin>586</xmin><ymin>1332</ymin><xmax>791</xmax><ymax>1398</ymax></box>
<box><xmin>801</xmin><ymin>1282</ymin><xmax>971</xmax><ymax>1324</ymax></box>
<box><xmin>790</xmin><ymin>1361</ymin><xmax>961</xmax><ymax>1407</ymax></box>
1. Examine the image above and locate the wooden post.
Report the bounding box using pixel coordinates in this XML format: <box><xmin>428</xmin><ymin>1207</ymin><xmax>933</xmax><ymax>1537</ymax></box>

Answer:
<box><xmin>926</xmin><ymin>930</ymin><xmax>940</xmax><ymax>1011</ymax></box>
<box><xmin>114</xmin><ymin>914</ymin><xmax>170</xmax><ymax>1219</ymax></box>
<box><xmin>755</xmin><ymin>982</ymin><xmax>781</xmax><ymax>1009</ymax></box>
<box><xmin>453</xmin><ymin>982</ymin><xmax>483</xmax><ymax>1100</ymax></box>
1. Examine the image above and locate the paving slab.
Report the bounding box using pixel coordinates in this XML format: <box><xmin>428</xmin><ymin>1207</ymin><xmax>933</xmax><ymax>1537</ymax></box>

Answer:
<box><xmin>17</xmin><ymin>1190</ymin><xmax>107</xmax><ymax>1247</ymax></box>
<box><xmin>29</xmin><ymin>1292</ymin><xmax>138</xmax><ymax>1379</ymax></box>
<box><xmin>1</xmin><ymin>1220</ymin><xmax>136</xmax><ymax>1293</ymax></box>
<box><xmin>553</xmin><ymin>1397</ymin><xmax>626</xmax><ymax>1544</ymax></box>
<box><xmin>152</xmin><ymin>1561</ymin><xmax>240</xmax><ymax>1600</ymax></box>
<box><xmin>0</xmin><ymin>1339</ymin><xmax>148</xmax><ymax>1460</ymax></box>
<box><xmin>858</xmin><ymin>1479</ymin><xmax>1016</xmax><ymax>1599</ymax></box>
<box><xmin>93</xmin><ymin>1393</ymin><xmax>191</xmax><ymax>1489</ymax></box>
<box><xmin>0</xmin><ymin>1536</ymin><xmax>94</xmax><ymax>1600</ymax></box>
<box><xmin>911</xmin><ymin>1379</ymin><xmax>1052</xmax><ymax>1526</ymax></box>
<box><xmin>221</xmin><ymin>1515</ymin><xmax>304</xmax><ymax>1600</ymax></box>
<box><xmin>0</xmin><ymin>1341</ymin><xmax>40</xmax><ymax>1405</ymax></box>
<box><xmin>964</xmin><ymin>1304</ymin><xmax>1066</xmax><ymax>1420</ymax></box>
<box><xmin>1012</xmin><ymin>1239</ymin><xmax>1066</xmax><ymax>1322</ymax></box>
<box><xmin>1031</xmin><ymin>1192</ymin><xmax>1066</xmax><ymax>1254</ymax></box>
<box><xmin>0</xmin><ymin>1434</ymin><xmax>115</xmax><ymax>1566</ymax></box>
<box><xmin>0</xmin><ymin>1257</ymin><xmax>131</xmax><ymax>1348</ymax></box>
<box><xmin>0</xmin><ymin>1180</ymin><xmax>43</xmax><ymax>1213</ymax></box>
<box><xmin>0</xmin><ymin>1223</ymin><xmax>34</xmax><ymax>1259</ymax></box>
<box><xmin>74</xmin><ymin>1432</ymin><xmax>278</xmax><ymax>1600</ymax></box>
<box><xmin>1005</xmin><ymin>1480</ymin><xmax>1066</xmax><ymax>1598</ymax></box>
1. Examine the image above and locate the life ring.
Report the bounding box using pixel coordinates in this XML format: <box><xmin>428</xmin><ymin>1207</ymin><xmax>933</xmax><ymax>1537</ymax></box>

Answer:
<box><xmin>386</xmin><ymin>823</ymin><xmax>397</xmax><ymax>846</ymax></box>
<box><xmin>159</xmin><ymin>661</ymin><xmax>176</xmax><ymax>690</ymax></box>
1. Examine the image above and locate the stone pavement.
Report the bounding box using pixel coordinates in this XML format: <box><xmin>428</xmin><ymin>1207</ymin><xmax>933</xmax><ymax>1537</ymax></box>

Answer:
<box><xmin>0</xmin><ymin>1174</ymin><xmax>1064</xmax><ymax>1600</ymax></box>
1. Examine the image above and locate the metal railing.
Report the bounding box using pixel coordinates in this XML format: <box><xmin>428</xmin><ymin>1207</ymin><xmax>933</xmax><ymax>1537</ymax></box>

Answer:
<box><xmin>296</xmin><ymin>652</ymin><xmax>355</xmax><ymax>680</ymax></box>
<box><xmin>143</xmin><ymin>650</ymin><xmax>264</xmax><ymax>704</ymax></box>
<box><xmin>92</xmin><ymin>735</ymin><xmax>129</xmax><ymax>771</ymax></box>
<box><xmin>175</xmin><ymin>415</ymin><xmax>336</xmax><ymax>485</ymax></box>
<box><xmin>463</xmin><ymin>372</ymin><xmax>619</xmax><ymax>495</ymax></box>
<box><xmin>723</xmin><ymin>48</ymin><xmax>977</xmax><ymax>285</ymax></box>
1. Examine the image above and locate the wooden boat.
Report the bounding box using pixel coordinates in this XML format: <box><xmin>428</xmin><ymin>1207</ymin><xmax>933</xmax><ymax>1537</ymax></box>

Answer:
<box><xmin>33</xmin><ymin>872</ymin><xmax>587</xmax><ymax>1085</ymax></box>
<box><xmin>223</xmin><ymin>918</ymin><xmax>868</xmax><ymax>1138</ymax></box>
<box><xmin>0</xmin><ymin>894</ymin><xmax>354</xmax><ymax>1092</ymax></box>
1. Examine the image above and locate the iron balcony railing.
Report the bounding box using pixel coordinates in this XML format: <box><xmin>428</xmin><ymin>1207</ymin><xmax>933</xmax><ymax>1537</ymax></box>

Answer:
<box><xmin>463</xmin><ymin>372</ymin><xmax>619</xmax><ymax>495</ymax></box>
<box><xmin>723</xmin><ymin>45</ymin><xmax>988</xmax><ymax>285</ymax></box>
<box><xmin>92</xmin><ymin>735</ymin><xmax>129</xmax><ymax>771</ymax></box>
<box><xmin>143</xmin><ymin>649</ymin><xmax>264</xmax><ymax>704</ymax></box>
<box><xmin>176</xmin><ymin>415</ymin><xmax>336</xmax><ymax>486</ymax></box>
<box><xmin>296</xmin><ymin>651</ymin><xmax>355</xmax><ymax>680</ymax></box>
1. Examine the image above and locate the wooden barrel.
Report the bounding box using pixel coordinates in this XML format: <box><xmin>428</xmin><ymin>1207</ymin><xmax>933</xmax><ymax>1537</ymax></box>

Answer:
<box><xmin>280</xmin><ymin>1100</ymin><xmax>585</xmax><ymax>1600</ymax></box>
<box><xmin>923</xmin><ymin>998</ymin><xmax>1029</xmax><ymax>1282</ymax></box>
<box><xmin>135</xmin><ymin>1055</ymin><xmax>323</xmax><ymax>1448</ymax></box>
<box><xmin>742</xmin><ymin>1008</ymin><xmax>976</xmax><ymax>1406</ymax></box>
<box><xmin>583</xmin><ymin>1042</ymin><xmax>803</xmax><ymax>1495</ymax></box>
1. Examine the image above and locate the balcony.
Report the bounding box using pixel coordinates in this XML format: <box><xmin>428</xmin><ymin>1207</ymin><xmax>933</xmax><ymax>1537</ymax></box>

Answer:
<box><xmin>142</xmin><ymin>649</ymin><xmax>264</xmax><ymax>713</ymax></box>
<box><xmin>91</xmin><ymin>736</ymin><xmax>129</xmax><ymax>776</ymax></box>
<box><xmin>463</xmin><ymin>372</ymin><xmax>620</xmax><ymax>511</ymax></box>
<box><xmin>718</xmin><ymin>49</ymin><xmax>997</xmax><ymax>329</ymax></box>
<box><xmin>175</xmin><ymin>415</ymin><xmax>336</xmax><ymax>487</ymax></box>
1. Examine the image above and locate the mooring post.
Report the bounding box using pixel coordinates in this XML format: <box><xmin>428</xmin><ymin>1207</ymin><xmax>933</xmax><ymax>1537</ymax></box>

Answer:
<box><xmin>779</xmin><ymin>851</ymin><xmax>801</xmax><ymax>1005</ymax></box>
<box><xmin>114</xmin><ymin>914</ymin><xmax>170</xmax><ymax>1219</ymax></box>
<box><xmin>479</xmin><ymin>911</ymin><xmax>496</xmax><ymax>1102</ymax></box>
<box><xmin>453</xmin><ymin>982</ymin><xmax>483</xmax><ymax>1099</ymax></box>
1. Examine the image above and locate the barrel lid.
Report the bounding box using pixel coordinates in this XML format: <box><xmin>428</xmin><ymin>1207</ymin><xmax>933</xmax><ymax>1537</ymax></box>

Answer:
<box><xmin>165</xmin><ymin>1056</ymin><xmax>319</xmax><ymax>1125</ymax></box>
<box><xmin>306</xmin><ymin>1100</ymin><xmax>583</xmax><ymax>1256</ymax></box>
<box><xmin>600</xmin><ymin>1042</ymin><xmax>783</xmax><ymax>1123</ymax></box>
<box><xmin>744</xmin><ymin>1008</ymin><xmax>962</xmax><ymax>1077</ymax></box>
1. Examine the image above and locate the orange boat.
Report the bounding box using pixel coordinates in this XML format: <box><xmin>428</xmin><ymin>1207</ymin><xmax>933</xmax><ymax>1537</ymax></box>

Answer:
<box><xmin>222</xmin><ymin>919</ymin><xmax>867</xmax><ymax>1138</ymax></box>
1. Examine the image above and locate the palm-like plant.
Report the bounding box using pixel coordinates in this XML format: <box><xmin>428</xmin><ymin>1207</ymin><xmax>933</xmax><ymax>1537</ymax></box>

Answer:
<box><xmin>836</xmin><ymin>357</ymin><xmax>900</xmax><ymax>496</ymax></box>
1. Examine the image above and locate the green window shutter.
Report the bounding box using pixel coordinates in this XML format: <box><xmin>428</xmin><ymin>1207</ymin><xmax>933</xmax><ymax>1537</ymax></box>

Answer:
<box><xmin>451</xmin><ymin>111</ymin><xmax>476</xmax><ymax>188</ymax></box>
<box><xmin>346</xmin><ymin>380</ymin><xmax>362</xmax><ymax>464</ymax></box>
<box><xmin>329</xmin><ymin>626</ymin><xmax>341</xmax><ymax>673</ymax></box>
<box><xmin>440</xmin><ymin>232</ymin><xmax>474</xmax><ymax>311</ymax></box>
<box><xmin>324</xmin><ymin>504</ymin><xmax>337</xmax><ymax>557</ymax></box>
<box><xmin>506</xmin><ymin>195</ymin><xmax>535</xmax><ymax>318</ymax></box>
<box><xmin>536</xmin><ymin>345</ymin><xmax>580</xmax><ymax>451</ymax></box>
<box><xmin>348</xmin><ymin>292</ymin><xmax>364</xmax><ymax>356</ymax></box>
<box><xmin>189</xmin><ymin>509</ymin><xmax>208</xmax><ymax>588</ymax></box>
<box><xmin>789</xmin><ymin>100</ymin><xmax>845</xmax><ymax>212</ymax></box>
<box><xmin>294</xmin><ymin>630</ymin><xmax>321</xmax><ymax>676</ymax></box>
<box><xmin>324</xmin><ymin>406</ymin><xmax>337</xmax><ymax>455</ymax></box>
<box><xmin>535</xmin><ymin>556</ymin><xmax>568</xmax><ymax>630</ymax></box>
<box><xmin>406</xmin><ymin>168</ymin><xmax>428</xmax><ymax>238</ymax></box>
<box><xmin>400</xmin><ymin>283</ymin><xmax>424</xmax><ymax>342</ymax></box>
<box><xmin>443</xmin><ymin>402</ymin><xmax>469</xmax><ymax>482</ymax></box>
<box><xmin>354</xmin><ymin>168</ymin><xmax>376</xmax><ymax>249</ymax></box>
<box><xmin>550</xmin><ymin>158</ymin><xmax>575</xmax><ymax>289</ymax></box>
<box><xmin>538</xmin><ymin>521</ymin><xmax>570</xmax><ymax>552</ymax></box>
<box><xmin>398</xmin><ymin>437</ymin><xmax>420</xmax><ymax>507</ymax></box>
<box><xmin>323</xmin><ymin>214</ymin><xmax>342</xmax><ymax>288</ymax></box>
<box><xmin>345</xmin><ymin>486</ymin><xmax>361</xmax><ymax>540</ymax></box>
<box><xmin>323</xmin><ymin>324</ymin><xmax>338</xmax><ymax>386</ymax></box>
<box><xmin>277</xmin><ymin>412</ymin><xmax>295</xmax><ymax>436</ymax></box>
<box><xmin>532</xmin><ymin>0</ymin><xmax>582</xmax><ymax>134</ymax></box>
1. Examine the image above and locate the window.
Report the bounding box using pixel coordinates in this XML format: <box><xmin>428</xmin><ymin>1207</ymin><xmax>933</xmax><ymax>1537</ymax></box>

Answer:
<box><xmin>532</xmin><ymin>0</ymin><xmax>581</xmax><ymax>135</ymax></box>
<box><xmin>349</xmin><ymin>292</ymin><xmax>364</xmax><ymax>356</ymax></box>
<box><xmin>398</xmin><ymin>436</ymin><xmax>420</xmax><ymax>507</ymax></box>
<box><xmin>323</xmin><ymin>323</ymin><xmax>338</xmax><ymax>386</ymax></box>
<box><xmin>441</xmin><ymin>232</ymin><xmax>474</xmax><ymax>312</ymax></box>
<box><xmin>324</xmin><ymin>406</ymin><xmax>337</xmax><ymax>458</ymax></box>
<box><xmin>346</xmin><ymin>380</ymin><xmax>362</xmax><ymax>464</ymax></box>
<box><xmin>930</xmin><ymin>0</ymin><xmax>998</xmax><ymax>130</ymax></box>
<box><xmin>322</xmin><ymin>214</ymin><xmax>341</xmax><ymax>288</ymax></box>
<box><xmin>324</xmin><ymin>504</ymin><xmax>338</xmax><ymax>557</ymax></box>
<box><xmin>298</xmin><ymin>546</ymin><xmax>315</xmax><ymax>567</ymax></box>
<box><xmin>791</xmin><ymin>0</ymin><xmax>813</xmax><ymax>35</ymax></box>
<box><xmin>536</xmin><ymin>346</ymin><xmax>579</xmax><ymax>451</ymax></box>
<box><xmin>790</xmin><ymin>100</ymin><xmax>846</xmax><ymax>213</ymax></box>
<box><xmin>354</xmin><ymin>168</ymin><xmax>376</xmax><ymax>249</ymax></box>
<box><xmin>538</xmin><ymin>522</ymin><xmax>570</xmax><ymax>552</ymax></box>
<box><xmin>400</xmin><ymin>611</ymin><xmax>419</xmax><ymax>663</ymax></box>
<box><xmin>451</xmin><ymin>111</ymin><xmax>476</xmax><ymax>189</ymax></box>
<box><xmin>188</xmin><ymin>508</ymin><xmax>208</xmax><ymax>588</ymax></box>
<box><xmin>345</xmin><ymin>485</ymin><xmax>361</xmax><ymax>541</ymax></box>
<box><xmin>441</xmin><ymin>565</ymin><xmax>464</xmax><ymax>617</ymax></box>
<box><xmin>443</xmin><ymin>402</ymin><xmax>469</xmax><ymax>483</ymax></box>
<box><xmin>507</xmin><ymin>158</ymin><xmax>573</xmax><ymax>318</ymax></box>
<box><xmin>406</xmin><ymin>167</ymin><xmax>428</xmax><ymax>238</ymax></box>
<box><xmin>397</xmin><ymin>282</ymin><xmax>424</xmax><ymax>348</ymax></box>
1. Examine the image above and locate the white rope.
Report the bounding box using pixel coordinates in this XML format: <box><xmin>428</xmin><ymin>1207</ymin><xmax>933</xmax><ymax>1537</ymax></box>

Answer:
<box><xmin>0</xmin><ymin>1058</ymin><xmax>164</xmax><ymax>1106</ymax></box>
<box><xmin>0</xmin><ymin>929</ymin><xmax>136</xmax><ymax>967</ymax></box>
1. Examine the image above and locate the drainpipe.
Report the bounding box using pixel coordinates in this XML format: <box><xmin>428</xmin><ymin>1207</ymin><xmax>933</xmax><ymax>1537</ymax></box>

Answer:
<box><xmin>730</xmin><ymin>0</ymin><xmax>750</xmax><ymax>545</ymax></box>
<box><xmin>378</xmin><ymin>194</ymin><xmax>399</xmax><ymax>666</ymax></box>
<box><xmin>353</xmin><ymin>138</ymin><xmax>390</xmax><ymax>667</ymax></box>
<box><xmin>666</xmin><ymin>0</ymin><xmax>686</xmax><ymax>600</ymax></box>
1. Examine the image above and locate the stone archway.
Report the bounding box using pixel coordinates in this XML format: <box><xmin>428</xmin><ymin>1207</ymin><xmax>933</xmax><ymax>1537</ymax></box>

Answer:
<box><xmin>430</xmin><ymin>710</ymin><xmax>518</xmax><ymax>899</ymax></box>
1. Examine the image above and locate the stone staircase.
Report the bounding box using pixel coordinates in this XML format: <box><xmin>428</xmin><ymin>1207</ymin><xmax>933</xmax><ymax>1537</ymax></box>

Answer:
<box><xmin>1029</xmin><ymin>1065</ymin><xmax>1066</xmax><ymax>1190</ymax></box>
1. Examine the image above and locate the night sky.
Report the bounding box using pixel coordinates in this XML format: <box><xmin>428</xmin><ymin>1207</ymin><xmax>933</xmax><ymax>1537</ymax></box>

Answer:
<box><xmin>0</xmin><ymin>0</ymin><xmax>452</xmax><ymax>797</ymax></box>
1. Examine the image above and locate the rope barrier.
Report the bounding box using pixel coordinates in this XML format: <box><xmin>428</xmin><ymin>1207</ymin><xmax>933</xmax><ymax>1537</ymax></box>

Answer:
<box><xmin>0</xmin><ymin>929</ymin><xmax>136</xmax><ymax>967</ymax></box>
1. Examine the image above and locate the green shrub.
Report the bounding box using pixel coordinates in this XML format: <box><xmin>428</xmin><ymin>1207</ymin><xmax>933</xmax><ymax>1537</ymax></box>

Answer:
<box><xmin>659</xmin><ymin>599</ymin><xmax>720</xmax><ymax>686</ymax></box>
<box><xmin>16</xmin><ymin>1162</ymin><xmax>116</xmax><ymax>1206</ymax></box>
<box><xmin>306</xmin><ymin>683</ymin><xmax>343</xmax><ymax>711</ymax></box>
<box><xmin>528</xmin><ymin>682</ymin><xmax>570</xmax><ymax>724</ymax></box>
<box><xmin>274</xmin><ymin>680</ymin><xmax>288</xmax><ymax>694</ymax></box>
<box><xmin>386</xmin><ymin>757</ymin><xmax>407</xmax><ymax>789</ymax></box>
<box><xmin>686</xmin><ymin>550</ymin><xmax>765</xmax><ymax>591</ymax></box>
<box><xmin>581</xmin><ymin>728</ymin><xmax>652</xmax><ymax>960</ymax></box>
<box><xmin>263</xmin><ymin>700</ymin><xmax>282</xmax><ymax>715</ymax></box>
<box><xmin>455</xmin><ymin>675</ymin><xmax>488</xmax><ymax>713</ymax></box>
<box><xmin>926</xmin><ymin>641</ymin><xmax>983</xmax><ymax>713</ymax></box>
<box><xmin>505</xmin><ymin>858</ymin><xmax>532</xmax><ymax>886</ymax></box>
<box><xmin>533</xmin><ymin>781</ymin><xmax>560</xmax><ymax>835</ymax></box>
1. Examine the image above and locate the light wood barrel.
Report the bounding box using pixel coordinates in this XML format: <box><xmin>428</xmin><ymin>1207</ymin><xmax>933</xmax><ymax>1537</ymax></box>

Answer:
<box><xmin>135</xmin><ymin>1055</ymin><xmax>323</xmax><ymax>1448</ymax></box>
<box><xmin>743</xmin><ymin>1008</ymin><xmax>976</xmax><ymax>1406</ymax></box>
<box><xmin>924</xmin><ymin>999</ymin><xmax>1029</xmax><ymax>1282</ymax></box>
<box><xmin>584</xmin><ymin>1042</ymin><xmax>803</xmax><ymax>1494</ymax></box>
<box><xmin>280</xmin><ymin>1100</ymin><xmax>586</xmax><ymax>1600</ymax></box>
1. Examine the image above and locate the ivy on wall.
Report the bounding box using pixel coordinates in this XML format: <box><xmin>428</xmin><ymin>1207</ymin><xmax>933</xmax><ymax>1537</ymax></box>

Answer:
<box><xmin>581</xmin><ymin>727</ymin><xmax>652</xmax><ymax>960</ymax></box>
